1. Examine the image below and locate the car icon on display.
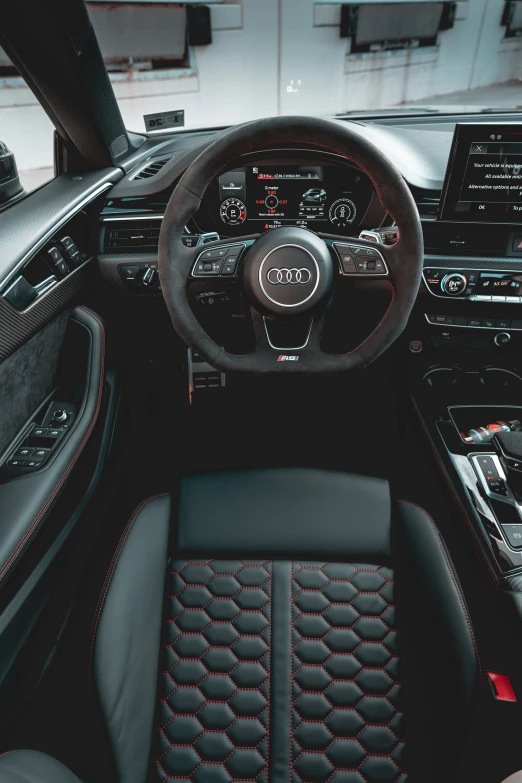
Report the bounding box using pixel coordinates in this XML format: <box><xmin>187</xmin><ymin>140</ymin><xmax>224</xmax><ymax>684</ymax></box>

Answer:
<box><xmin>302</xmin><ymin>187</ymin><xmax>326</xmax><ymax>204</ymax></box>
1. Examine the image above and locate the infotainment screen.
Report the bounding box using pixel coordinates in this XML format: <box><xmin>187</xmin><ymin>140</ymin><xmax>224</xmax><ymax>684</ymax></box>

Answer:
<box><xmin>439</xmin><ymin>123</ymin><xmax>522</xmax><ymax>222</ymax></box>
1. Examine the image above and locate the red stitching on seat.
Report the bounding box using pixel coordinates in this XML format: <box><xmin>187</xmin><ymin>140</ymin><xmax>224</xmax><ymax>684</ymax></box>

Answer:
<box><xmin>88</xmin><ymin>493</ymin><xmax>168</xmax><ymax>686</ymax></box>
<box><xmin>0</xmin><ymin>307</ymin><xmax>105</xmax><ymax>584</ymax></box>
<box><xmin>157</xmin><ymin>560</ymin><xmax>272</xmax><ymax>781</ymax></box>
<box><xmin>290</xmin><ymin>561</ymin><xmax>405</xmax><ymax>783</ymax></box>
<box><xmin>395</xmin><ymin>499</ymin><xmax>483</xmax><ymax>684</ymax></box>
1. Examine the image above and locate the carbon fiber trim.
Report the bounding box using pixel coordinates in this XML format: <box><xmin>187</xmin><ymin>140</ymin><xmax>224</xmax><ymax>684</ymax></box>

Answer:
<box><xmin>424</xmin><ymin>254</ymin><xmax>522</xmax><ymax>271</ymax></box>
<box><xmin>0</xmin><ymin>261</ymin><xmax>95</xmax><ymax>364</ymax></box>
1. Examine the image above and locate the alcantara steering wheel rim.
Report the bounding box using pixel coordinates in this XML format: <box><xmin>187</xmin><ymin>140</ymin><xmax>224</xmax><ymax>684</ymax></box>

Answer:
<box><xmin>158</xmin><ymin>115</ymin><xmax>423</xmax><ymax>374</ymax></box>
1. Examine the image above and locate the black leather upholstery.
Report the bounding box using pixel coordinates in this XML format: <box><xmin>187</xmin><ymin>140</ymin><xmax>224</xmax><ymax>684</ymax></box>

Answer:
<box><xmin>290</xmin><ymin>562</ymin><xmax>404</xmax><ymax>783</ymax></box>
<box><xmin>93</xmin><ymin>493</ymin><xmax>171</xmax><ymax>783</ymax></box>
<box><xmin>0</xmin><ymin>750</ymin><xmax>83</xmax><ymax>783</ymax></box>
<box><xmin>178</xmin><ymin>469</ymin><xmax>391</xmax><ymax>557</ymax></box>
<box><xmin>1</xmin><ymin>468</ymin><xmax>481</xmax><ymax>783</ymax></box>
<box><xmin>158</xmin><ymin>560</ymin><xmax>272</xmax><ymax>782</ymax></box>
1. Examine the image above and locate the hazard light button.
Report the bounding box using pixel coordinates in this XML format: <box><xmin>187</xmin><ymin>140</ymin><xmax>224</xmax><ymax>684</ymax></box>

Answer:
<box><xmin>511</xmin><ymin>236</ymin><xmax>522</xmax><ymax>252</ymax></box>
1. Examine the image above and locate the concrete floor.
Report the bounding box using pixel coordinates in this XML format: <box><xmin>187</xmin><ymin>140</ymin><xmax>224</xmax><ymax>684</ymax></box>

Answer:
<box><xmin>403</xmin><ymin>79</ymin><xmax>522</xmax><ymax>110</ymax></box>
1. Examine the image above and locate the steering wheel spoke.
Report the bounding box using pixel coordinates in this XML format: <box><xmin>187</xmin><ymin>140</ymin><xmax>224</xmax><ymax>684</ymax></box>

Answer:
<box><xmin>250</xmin><ymin>308</ymin><xmax>325</xmax><ymax>368</ymax></box>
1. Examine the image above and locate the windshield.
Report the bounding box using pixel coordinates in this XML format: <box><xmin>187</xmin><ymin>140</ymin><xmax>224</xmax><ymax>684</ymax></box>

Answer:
<box><xmin>2</xmin><ymin>0</ymin><xmax>522</xmax><ymax>194</ymax></box>
<box><xmin>86</xmin><ymin>0</ymin><xmax>522</xmax><ymax>134</ymax></box>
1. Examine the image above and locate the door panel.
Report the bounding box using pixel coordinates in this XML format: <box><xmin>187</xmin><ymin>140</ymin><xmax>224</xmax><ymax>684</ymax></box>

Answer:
<box><xmin>0</xmin><ymin>172</ymin><xmax>124</xmax><ymax>704</ymax></box>
<box><xmin>0</xmin><ymin>312</ymin><xmax>70</xmax><ymax>453</ymax></box>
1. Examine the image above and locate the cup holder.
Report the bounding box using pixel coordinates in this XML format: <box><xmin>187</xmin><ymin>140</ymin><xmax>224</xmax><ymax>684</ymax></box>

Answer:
<box><xmin>423</xmin><ymin>366</ymin><xmax>464</xmax><ymax>388</ymax></box>
<box><xmin>480</xmin><ymin>366</ymin><xmax>522</xmax><ymax>391</ymax></box>
<box><xmin>424</xmin><ymin>365</ymin><xmax>522</xmax><ymax>392</ymax></box>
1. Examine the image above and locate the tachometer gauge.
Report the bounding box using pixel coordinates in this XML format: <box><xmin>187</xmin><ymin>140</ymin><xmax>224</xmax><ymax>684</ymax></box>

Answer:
<box><xmin>220</xmin><ymin>198</ymin><xmax>247</xmax><ymax>226</ymax></box>
<box><xmin>329</xmin><ymin>198</ymin><xmax>356</xmax><ymax>229</ymax></box>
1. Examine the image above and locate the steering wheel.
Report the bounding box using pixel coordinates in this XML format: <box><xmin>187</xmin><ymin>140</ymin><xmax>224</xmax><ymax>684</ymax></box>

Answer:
<box><xmin>158</xmin><ymin>116</ymin><xmax>423</xmax><ymax>373</ymax></box>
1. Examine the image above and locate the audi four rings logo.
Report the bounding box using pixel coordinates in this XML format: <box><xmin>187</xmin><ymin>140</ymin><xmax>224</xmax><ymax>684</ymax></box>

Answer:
<box><xmin>267</xmin><ymin>267</ymin><xmax>312</xmax><ymax>285</ymax></box>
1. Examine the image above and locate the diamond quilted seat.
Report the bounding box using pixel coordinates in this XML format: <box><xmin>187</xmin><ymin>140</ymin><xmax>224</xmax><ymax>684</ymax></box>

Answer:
<box><xmin>0</xmin><ymin>469</ymin><xmax>482</xmax><ymax>783</ymax></box>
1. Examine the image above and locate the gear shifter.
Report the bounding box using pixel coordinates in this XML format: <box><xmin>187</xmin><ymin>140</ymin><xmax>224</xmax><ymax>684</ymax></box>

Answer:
<box><xmin>495</xmin><ymin>430</ymin><xmax>522</xmax><ymax>499</ymax></box>
<box><xmin>460</xmin><ymin>419</ymin><xmax>522</xmax><ymax>445</ymax></box>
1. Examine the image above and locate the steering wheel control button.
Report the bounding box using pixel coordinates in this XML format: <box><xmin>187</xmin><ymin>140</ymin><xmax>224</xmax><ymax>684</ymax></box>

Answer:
<box><xmin>333</xmin><ymin>242</ymin><xmax>387</xmax><ymax>276</ymax></box>
<box><xmin>353</xmin><ymin>246</ymin><xmax>380</xmax><ymax>258</ymax></box>
<box><xmin>193</xmin><ymin>244</ymin><xmax>246</xmax><ymax>277</ymax></box>
<box><xmin>222</xmin><ymin>257</ymin><xmax>238</xmax><ymax>275</ymax></box>
<box><xmin>441</xmin><ymin>273</ymin><xmax>467</xmax><ymax>296</ymax></box>
<box><xmin>199</xmin><ymin>247</ymin><xmax>230</xmax><ymax>260</ymax></box>
<box><xmin>340</xmin><ymin>256</ymin><xmax>356</xmax><ymax>274</ymax></box>
<box><xmin>194</xmin><ymin>259</ymin><xmax>224</xmax><ymax>276</ymax></box>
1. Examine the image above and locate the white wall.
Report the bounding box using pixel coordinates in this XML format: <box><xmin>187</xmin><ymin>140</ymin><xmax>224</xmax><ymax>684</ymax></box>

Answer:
<box><xmin>279</xmin><ymin>0</ymin><xmax>522</xmax><ymax>112</ymax></box>
<box><xmin>1</xmin><ymin>0</ymin><xmax>521</xmax><ymax>182</ymax></box>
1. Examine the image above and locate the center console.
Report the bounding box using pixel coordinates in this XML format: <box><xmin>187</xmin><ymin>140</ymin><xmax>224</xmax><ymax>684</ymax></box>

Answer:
<box><xmin>410</xmin><ymin>359</ymin><xmax>522</xmax><ymax>577</ymax></box>
<box><xmin>408</xmin><ymin>123</ymin><xmax>522</xmax><ymax>583</ymax></box>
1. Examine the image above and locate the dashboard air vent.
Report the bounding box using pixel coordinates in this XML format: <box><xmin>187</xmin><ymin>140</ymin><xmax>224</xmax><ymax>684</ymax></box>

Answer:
<box><xmin>409</xmin><ymin>185</ymin><xmax>440</xmax><ymax>218</ymax></box>
<box><xmin>103</xmin><ymin>220</ymin><xmax>162</xmax><ymax>252</ymax></box>
<box><xmin>133</xmin><ymin>158</ymin><xmax>171</xmax><ymax>180</ymax></box>
<box><xmin>416</xmin><ymin>195</ymin><xmax>440</xmax><ymax>218</ymax></box>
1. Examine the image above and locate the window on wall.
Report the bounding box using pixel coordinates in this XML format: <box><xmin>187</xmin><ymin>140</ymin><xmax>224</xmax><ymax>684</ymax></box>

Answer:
<box><xmin>0</xmin><ymin>47</ymin><xmax>55</xmax><ymax>195</ymax></box>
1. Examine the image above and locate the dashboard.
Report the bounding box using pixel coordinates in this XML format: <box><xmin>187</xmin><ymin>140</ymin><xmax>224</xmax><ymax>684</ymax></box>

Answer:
<box><xmin>193</xmin><ymin>152</ymin><xmax>384</xmax><ymax>237</ymax></box>
<box><xmin>3</xmin><ymin>112</ymin><xmax>522</xmax><ymax>374</ymax></box>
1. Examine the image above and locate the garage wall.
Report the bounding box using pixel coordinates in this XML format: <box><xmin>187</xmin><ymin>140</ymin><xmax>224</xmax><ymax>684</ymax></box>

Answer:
<box><xmin>0</xmin><ymin>0</ymin><xmax>520</xmax><ymax>184</ymax></box>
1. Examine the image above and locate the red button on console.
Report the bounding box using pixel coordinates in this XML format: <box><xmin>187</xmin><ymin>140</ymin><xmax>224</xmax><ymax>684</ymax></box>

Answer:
<box><xmin>488</xmin><ymin>672</ymin><xmax>517</xmax><ymax>702</ymax></box>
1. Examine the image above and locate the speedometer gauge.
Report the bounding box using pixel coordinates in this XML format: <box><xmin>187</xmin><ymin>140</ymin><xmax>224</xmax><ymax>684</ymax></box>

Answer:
<box><xmin>220</xmin><ymin>198</ymin><xmax>247</xmax><ymax>226</ymax></box>
<box><xmin>329</xmin><ymin>199</ymin><xmax>356</xmax><ymax>229</ymax></box>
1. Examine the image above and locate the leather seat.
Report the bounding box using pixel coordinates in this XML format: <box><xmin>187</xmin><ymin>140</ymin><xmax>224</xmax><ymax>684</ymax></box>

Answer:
<box><xmin>0</xmin><ymin>468</ymin><xmax>481</xmax><ymax>783</ymax></box>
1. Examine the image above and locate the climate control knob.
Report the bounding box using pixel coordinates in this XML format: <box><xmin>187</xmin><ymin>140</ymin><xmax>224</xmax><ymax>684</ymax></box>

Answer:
<box><xmin>441</xmin><ymin>273</ymin><xmax>467</xmax><ymax>296</ymax></box>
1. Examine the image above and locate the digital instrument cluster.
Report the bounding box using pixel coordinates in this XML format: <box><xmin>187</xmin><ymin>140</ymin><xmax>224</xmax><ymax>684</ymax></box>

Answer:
<box><xmin>212</xmin><ymin>163</ymin><xmax>373</xmax><ymax>234</ymax></box>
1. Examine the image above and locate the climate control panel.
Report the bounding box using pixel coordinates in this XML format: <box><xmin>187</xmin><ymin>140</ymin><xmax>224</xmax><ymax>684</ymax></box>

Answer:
<box><xmin>424</xmin><ymin>267</ymin><xmax>522</xmax><ymax>302</ymax></box>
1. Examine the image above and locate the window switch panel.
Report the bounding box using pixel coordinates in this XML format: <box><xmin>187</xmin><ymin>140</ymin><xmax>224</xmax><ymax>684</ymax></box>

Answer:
<box><xmin>14</xmin><ymin>447</ymin><xmax>34</xmax><ymax>459</ymax></box>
